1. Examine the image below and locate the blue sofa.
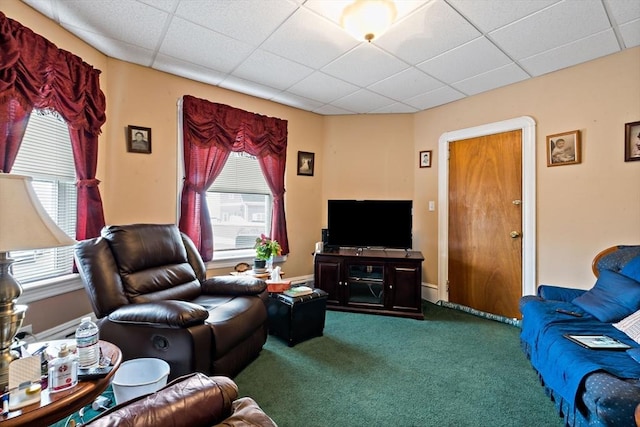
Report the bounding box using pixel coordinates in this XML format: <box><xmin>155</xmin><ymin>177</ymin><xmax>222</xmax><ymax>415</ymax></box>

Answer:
<box><xmin>520</xmin><ymin>245</ymin><xmax>640</xmax><ymax>426</ymax></box>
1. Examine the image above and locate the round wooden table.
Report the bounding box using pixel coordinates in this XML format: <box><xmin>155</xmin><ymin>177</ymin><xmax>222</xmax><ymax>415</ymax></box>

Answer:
<box><xmin>1</xmin><ymin>340</ymin><xmax>122</xmax><ymax>426</ymax></box>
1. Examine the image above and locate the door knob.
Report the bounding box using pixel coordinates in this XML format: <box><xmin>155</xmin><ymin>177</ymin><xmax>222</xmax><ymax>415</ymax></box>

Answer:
<box><xmin>510</xmin><ymin>231</ymin><xmax>521</xmax><ymax>238</ymax></box>
<box><xmin>512</xmin><ymin>200</ymin><xmax>522</xmax><ymax>205</ymax></box>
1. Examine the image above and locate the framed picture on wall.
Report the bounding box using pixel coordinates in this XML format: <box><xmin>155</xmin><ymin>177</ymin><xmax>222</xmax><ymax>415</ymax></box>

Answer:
<box><xmin>127</xmin><ymin>125</ymin><xmax>152</xmax><ymax>154</ymax></box>
<box><xmin>625</xmin><ymin>121</ymin><xmax>640</xmax><ymax>162</ymax></box>
<box><xmin>546</xmin><ymin>130</ymin><xmax>581</xmax><ymax>167</ymax></box>
<box><xmin>297</xmin><ymin>151</ymin><xmax>314</xmax><ymax>176</ymax></box>
<box><xmin>419</xmin><ymin>150</ymin><xmax>432</xmax><ymax>168</ymax></box>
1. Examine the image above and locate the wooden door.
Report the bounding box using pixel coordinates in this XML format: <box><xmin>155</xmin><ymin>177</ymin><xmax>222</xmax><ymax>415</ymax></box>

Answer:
<box><xmin>448</xmin><ymin>130</ymin><xmax>522</xmax><ymax>319</ymax></box>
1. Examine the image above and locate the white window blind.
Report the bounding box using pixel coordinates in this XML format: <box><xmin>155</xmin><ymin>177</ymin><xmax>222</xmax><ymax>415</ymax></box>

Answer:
<box><xmin>10</xmin><ymin>110</ymin><xmax>77</xmax><ymax>284</ymax></box>
<box><xmin>206</xmin><ymin>152</ymin><xmax>272</xmax><ymax>251</ymax></box>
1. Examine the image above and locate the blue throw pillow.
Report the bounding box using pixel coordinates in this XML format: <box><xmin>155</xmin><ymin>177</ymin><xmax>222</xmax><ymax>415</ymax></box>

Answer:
<box><xmin>621</xmin><ymin>256</ymin><xmax>640</xmax><ymax>282</ymax></box>
<box><xmin>572</xmin><ymin>269</ymin><xmax>640</xmax><ymax>322</ymax></box>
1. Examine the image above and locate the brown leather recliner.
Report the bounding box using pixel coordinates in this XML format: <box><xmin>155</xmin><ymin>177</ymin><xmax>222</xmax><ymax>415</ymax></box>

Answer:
<box><xmin>85</xmin><ymin>372</ymin><xmax>278</xmax><ymax>427</ymax></box>
<box><xmin>74</xmin><ymin>223</ymin><xmax>268</xmax><ymax>380</ymax></box>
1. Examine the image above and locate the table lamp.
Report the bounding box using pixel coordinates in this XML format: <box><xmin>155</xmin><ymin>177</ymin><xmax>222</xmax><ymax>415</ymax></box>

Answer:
<box><xmin>0</xmin><ymin>172</ymin><xmax>76</xmax><ymax>389</ymax></box>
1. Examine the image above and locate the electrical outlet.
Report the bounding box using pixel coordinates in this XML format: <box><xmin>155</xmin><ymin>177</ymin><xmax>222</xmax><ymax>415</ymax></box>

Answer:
<box><xmin>17</xmin><ymin>324</ymin><xmax>33</xmax><ymax>337</ymax></box>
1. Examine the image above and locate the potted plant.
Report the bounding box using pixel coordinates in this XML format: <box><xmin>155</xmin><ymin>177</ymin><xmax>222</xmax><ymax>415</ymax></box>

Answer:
<box><xmin>254</xmin><ymin>234</ymin><xmax>281</xmax><ymax>271</ymax></box>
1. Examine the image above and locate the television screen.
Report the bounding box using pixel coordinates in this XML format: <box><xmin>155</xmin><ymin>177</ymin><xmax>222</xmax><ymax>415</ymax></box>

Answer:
<box><xmin>327</xmin><ymin>200</ymin><xmax>412</xmax><ymax>249</ymax></box>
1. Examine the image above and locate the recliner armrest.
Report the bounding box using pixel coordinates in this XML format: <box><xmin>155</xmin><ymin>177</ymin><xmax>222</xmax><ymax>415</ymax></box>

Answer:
<box><xmin>537</xmin><ymin>285</ymin><xmax>586</xmax><ymax>302</ymax></box>
<box><xmin>201</xmin><ymin>275</ymin><xmax>267</xmax><ymax>295</ymax></box>
<box><xmin>107</xmin><ymin>300</ymin><xmax>209</xmax><ymax>327</ymax></box>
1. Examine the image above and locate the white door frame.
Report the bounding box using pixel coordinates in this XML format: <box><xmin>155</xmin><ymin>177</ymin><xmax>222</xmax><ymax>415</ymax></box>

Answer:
<box><xmin>437</xmin><ymin>116</ymin><xmax>537</xmax><ymax>303</ymax></box>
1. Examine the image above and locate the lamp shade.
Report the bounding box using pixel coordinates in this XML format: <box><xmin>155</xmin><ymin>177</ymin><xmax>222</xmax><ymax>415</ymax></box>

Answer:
<box><xmin>0</xmin><ymin>173</ymin><xmax>76</xmax><ymax>252</ymax></box>
<box><xmin>341</xmin><ymin>0</ymin><xmax>397</xmax><ymax>42</ymax></box>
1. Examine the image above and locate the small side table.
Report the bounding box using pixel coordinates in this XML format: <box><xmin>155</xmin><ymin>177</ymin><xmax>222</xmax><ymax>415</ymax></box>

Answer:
<box><xmin>1</xmin><ymin>340</ymin><xmax>122</xmax><ymax>427</ymax></box>
<box><xmin>267</xmin><ymin>288</ymin><xmax>328</xmax><ymax>347</ymax></box>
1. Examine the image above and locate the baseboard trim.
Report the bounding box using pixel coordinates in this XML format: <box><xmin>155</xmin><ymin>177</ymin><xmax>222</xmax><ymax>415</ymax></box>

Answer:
<box><xmin>437</xmin><ymin>301</ymin><xmax>521</xmax><ymax>327</ymax></box>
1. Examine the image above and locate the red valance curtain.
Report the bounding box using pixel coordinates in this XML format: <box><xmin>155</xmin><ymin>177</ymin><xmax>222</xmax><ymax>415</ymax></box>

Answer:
<box><xmin>0</xmin><ymin>12</ymin><xmax>107</xmax><ymax>240</ymax></box>
<box><xmin>180</xmin><ymin>95</ymin><xmax>289</xmax><ymax>261</ymax></box>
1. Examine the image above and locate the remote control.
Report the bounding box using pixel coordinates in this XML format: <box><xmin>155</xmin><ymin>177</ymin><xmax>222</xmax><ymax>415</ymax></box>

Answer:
<box><xmin>555</xmin><ymin>308</ymin><xmax>583</xmax><ymax>317</ymax></box>
<box><xmin>78</xmin><ymin>366</ymin><xmax>113</xmax><ymax>381</ymax></box>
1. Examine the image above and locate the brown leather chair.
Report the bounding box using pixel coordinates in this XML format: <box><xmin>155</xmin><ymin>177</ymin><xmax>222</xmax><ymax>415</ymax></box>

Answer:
<box><xmin>85</xmin><ymin>372</ymin><xmax>278</xmax><ymax>426</ymax></box>
<box><xmin>74</xmin><ymin>223</ymin><xmax>268</xmax><ymax>380</ymax></box>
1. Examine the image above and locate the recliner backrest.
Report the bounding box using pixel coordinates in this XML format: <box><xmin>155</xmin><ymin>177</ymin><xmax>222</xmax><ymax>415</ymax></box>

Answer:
<box><xmin>75</xmin><ymin>224</ymin><xmax>205</xmax><ymax>318</ymax></box>
<box><xmin>101</xmin><ymin>224</ymin><xmax>202</xmax><ymax>303</ymax></box>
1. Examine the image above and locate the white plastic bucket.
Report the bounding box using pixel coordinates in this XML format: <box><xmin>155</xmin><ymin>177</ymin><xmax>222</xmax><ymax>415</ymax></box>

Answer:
<box><xmin>112</xmin><ymin>358</ymin><xmax>170</xmax><ymax>404</ymax></box>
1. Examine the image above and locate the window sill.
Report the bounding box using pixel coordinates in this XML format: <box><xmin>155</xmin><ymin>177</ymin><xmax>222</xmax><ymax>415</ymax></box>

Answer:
<box><xmin>18</xmin><ymin>274</ymin><xmax>84</xmax><ymax>304</ymax></box>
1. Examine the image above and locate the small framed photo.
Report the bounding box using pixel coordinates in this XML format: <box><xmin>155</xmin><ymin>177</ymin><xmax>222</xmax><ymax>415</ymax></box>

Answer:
<box><xmin>419</xmin><ymin>150</ymin><xmax>432</xmax><ymax>168</ymax></box>
<box><xmin>127</xmin><ymin>125</ymin><xmax>152</xmax><ymax>154</ymax></box>
<box><xmin>546</xmin><ymin>130</ymin><xmax>580</xmax><ymax>167</ymax></box>
<box><xmin>297</xmin><ymin>151</ymin><xmax>315</xmax><ymax>176</ymax></box>
<box><xmin>625</xmin><ymin>121</ymin><xmax>640</xmax><ymax>162</ymax></box>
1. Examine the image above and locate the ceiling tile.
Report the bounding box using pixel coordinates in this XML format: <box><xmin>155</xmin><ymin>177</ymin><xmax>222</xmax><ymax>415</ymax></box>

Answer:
<box><xmin>271</xmin><ymin>92</ymin><xmax>325</xmax><ymax>111</ymax></box>
<box><xmin>153</xmin><ymin>53</ymin><xmax>227</xmax><ymax>86</ymax></box>
<box><xmin>159</xmin><ymin>16</ymin><xmax>254</xmax><ymax>73</ymax></box>
<box><xmin>370</xmin><ymin>102</ymin><xmax>419</xmax><ymax>114</ymax></box>
<box><xmin>417</xmin><ymin>37</ymin><xmax>512</xmax><ymax>84</ymax></box>
<box><xmin>304</xmin><ymin>0</ymin><xmax>427</xmax><ymax>25</ymax></box>
<box><xmin>137</xmin><ymin>0</ymin><xmax>180</xmax><ymax>12</ymax></box>
<box><xmin>376</xmin><ymin>0</ymin><xmax>481</xmax><ymax>65</ymax></box>
<box><xmin>233</xmin><ymin>50</ymin><xmax>313</xmax><ymax>91</ymax></box>
<box><xmin>490</xmin><ymin>0</ymin><xmax>611</xmax><ymax>60</ymax></box>
<box><xmin>367</xmin><ymin>67</ymin><xmax>442</xmax><ymax>101</ymax></box>
<box><xmin>287</xmin><ymin>72</ymin><xmax>360</xmax><ymax>104</ymax></box>
<box><xmin>54</xmin><ymin>0</ymin><xmax>170</xmax><ymax>50</ymax></box>
<box><xmin>61</xmin><ymin>24</ymin><xmax>156</xmax><ymax>66</ymax></box>
<box><xmin>447</xmin><ymin>0</ymin><xmax>559</xmax><ymax>32</ymax></box>
<box><xmin>261</xmin><ymin>7</ymin><xmax>358</xmax><ymax>69</ymax></box>
<box><xmin>173</xmin><ymin>0</ymin><xmax>298</xmax><ymax>46</ymax></box>
<box><xmin>321</xmin><ymin>44</ymin><xmax>409</xmax><ymax>87</ymax></box>
<box><xmin>605</xmin><ymin>0</ymin><xmax>640</xmax><ymax>26</ymax></box>
<box><xmin>519</xmin><ymin>29</ymin><xmax>620</xmax><ymax>76</ymax></box>
<box><xmin>404</xmin><ymin>86</ymin><xmax>465</xmax><ymax>110</ymax></box>
<box><xmin>218</xmin><ymin>75</ymin><xmax>284</xmax><ymax>101</ymax></box>
<box><xmin>620</xmin><ymin>18</ymin><xmax>640</xmax><ymax>48</ymax></box>
<box><xmin>331</xmin><ymin>89</ymin><xmax>397</xmax><ymax>113</ymax></box>
<box><xmin>452</xmin><ymin>63</ymin><xmax>529</xmax><ymax>96</ymax></box>
<box><xmin>313</xmin><ymin>104</ymin><xmax>354</xmax><ymax>115</ymax></box>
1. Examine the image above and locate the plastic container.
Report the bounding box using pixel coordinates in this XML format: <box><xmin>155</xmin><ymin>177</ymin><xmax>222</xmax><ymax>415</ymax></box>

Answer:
<box><xmin>48</xmin><ymin>343</ymin><xmax>78</xmax><ymax>393</ymax></box>
<box><xmin>76</xmin><ymin>317</ymin><xmax>100</xmax><ymax>368</ymax></box>
<box><xmin>112</xmin><ymin>358</ymin><xmax>170</xmax><ymax>404</ymax></box>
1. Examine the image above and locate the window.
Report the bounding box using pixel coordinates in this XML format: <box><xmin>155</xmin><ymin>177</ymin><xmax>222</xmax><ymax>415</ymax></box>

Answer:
<box><xmin>207</xmin><ymin>152</ymin><xmax>271</xmax><ymax>254</ymax></box>
<box><xmin>10</xmin><ymin>110</ymin><xmax>77</xmax><ymax>285</ymax></box>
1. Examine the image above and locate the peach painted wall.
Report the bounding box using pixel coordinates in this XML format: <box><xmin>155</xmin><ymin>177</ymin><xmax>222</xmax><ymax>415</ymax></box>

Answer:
<box><xmin>412</xmin><ymin>47</ymin><xmax>640</xmax><ymax>290</ymax></box>
<box><xmin>103</xmin><ymin>59</ymin><xmax>325</xmax><ymax>279</ymax></box>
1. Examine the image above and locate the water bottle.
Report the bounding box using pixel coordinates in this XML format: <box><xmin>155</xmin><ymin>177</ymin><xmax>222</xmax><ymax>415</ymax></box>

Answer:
<box><xmin>76</xmin><ymin>317</ymin><xmax>99</xmax><ymax>368</ymax></box>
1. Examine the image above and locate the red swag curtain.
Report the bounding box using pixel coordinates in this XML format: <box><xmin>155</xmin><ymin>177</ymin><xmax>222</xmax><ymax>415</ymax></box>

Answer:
<box><xmin>0</xmin><ymin>12</ymin><xmax>107</xmax><ymax>240</ymax></box>
<box><xmin>180</xmin><ymin>95</ymin><xmax>289</xmax><ymax>261</ymax></box>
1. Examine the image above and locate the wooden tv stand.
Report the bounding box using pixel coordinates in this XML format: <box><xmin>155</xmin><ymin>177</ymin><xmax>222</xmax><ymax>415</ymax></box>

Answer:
<box><xmin>313</xmin><ymin>248</ymin><xmax>424</xmax><ymax>320</ymax></box>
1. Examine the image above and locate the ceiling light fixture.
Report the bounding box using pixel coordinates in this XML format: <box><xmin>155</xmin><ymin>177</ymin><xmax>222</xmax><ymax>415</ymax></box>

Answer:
<box><xmin>341</xmin><ymin>0</ymin><xmax>397</xmax><ymax>43</ymax></box>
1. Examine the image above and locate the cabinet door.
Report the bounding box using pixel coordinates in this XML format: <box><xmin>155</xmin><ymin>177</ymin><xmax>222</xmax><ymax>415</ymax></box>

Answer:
<box><xmin>387</xmin><ymin>263</ymin><xmax>421</xmax><ymax>312</ymax></box>
<box><xmin>345</xmin><ymin>263</ymin><xmax>384</xmax><ymax>309</ymax></box>
<box><xmin>314</xmin><ymin>257</ymin><xmax>342</xmax><ymax>305</ymax></box>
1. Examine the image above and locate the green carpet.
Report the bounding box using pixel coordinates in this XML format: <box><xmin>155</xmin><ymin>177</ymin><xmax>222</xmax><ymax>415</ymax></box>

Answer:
<box><xmin>234</xmin><ymin>302</ymin><xmax>562</xmax><ymax>427</ymax></box>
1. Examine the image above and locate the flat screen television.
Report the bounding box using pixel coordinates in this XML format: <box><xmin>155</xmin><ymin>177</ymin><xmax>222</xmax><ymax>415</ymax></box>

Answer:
<box><xmin>327</xmin><ymin>200</ymin><xmax>413</xmax><ymax>249</ymax></box>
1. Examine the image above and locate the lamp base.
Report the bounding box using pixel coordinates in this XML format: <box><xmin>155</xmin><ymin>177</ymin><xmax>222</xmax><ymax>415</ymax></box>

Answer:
<box><xmin>0</xmin><ymin>304</ymin><xmax>27</xmax><ymax>390</ymax></box>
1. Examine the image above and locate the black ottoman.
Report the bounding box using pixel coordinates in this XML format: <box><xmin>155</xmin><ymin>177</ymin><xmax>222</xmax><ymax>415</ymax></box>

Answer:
<box><xmin>267</xmin><ymin>288</ymin><xmax>328</xmax><ymax>346</ymax></box>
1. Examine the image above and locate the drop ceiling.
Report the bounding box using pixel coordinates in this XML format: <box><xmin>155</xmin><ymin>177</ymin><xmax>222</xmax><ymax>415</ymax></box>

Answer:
<box><xmin>21</xmin><ymin>0</ymin><xmax>640</xmax><ymax>115</ymax></box>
